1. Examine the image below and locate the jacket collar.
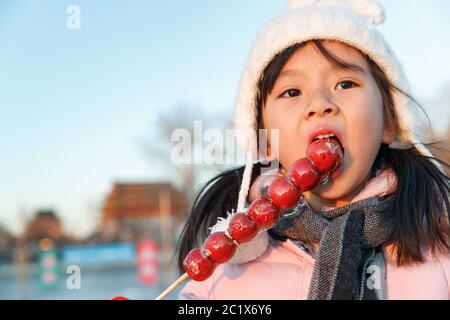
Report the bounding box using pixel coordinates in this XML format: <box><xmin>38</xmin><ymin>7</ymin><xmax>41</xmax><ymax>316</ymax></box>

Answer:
<box><xmin>321</xmin><ymin>167</ymin><xmax>397</xmax><ymax>211</ymax></box>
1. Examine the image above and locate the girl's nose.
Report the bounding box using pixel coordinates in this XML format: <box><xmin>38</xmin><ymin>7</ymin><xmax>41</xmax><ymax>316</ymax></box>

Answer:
<box><xmin>303</xmin><ymin>90</ymin><xmax>339</xmax><ymax>120</ymax></box>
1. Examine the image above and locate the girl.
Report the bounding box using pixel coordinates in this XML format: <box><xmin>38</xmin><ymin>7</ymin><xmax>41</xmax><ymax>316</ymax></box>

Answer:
<box><xmin>176</xmin><ymin>0</ymin><xmax>450</xmax><ymax>300</ymax></box>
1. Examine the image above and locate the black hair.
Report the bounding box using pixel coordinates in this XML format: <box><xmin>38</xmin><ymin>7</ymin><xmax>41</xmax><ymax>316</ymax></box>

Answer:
<box><xmin>176</xmin><ymin>40</ymin><xmax>450</xmax><ymax>273</ymax></box>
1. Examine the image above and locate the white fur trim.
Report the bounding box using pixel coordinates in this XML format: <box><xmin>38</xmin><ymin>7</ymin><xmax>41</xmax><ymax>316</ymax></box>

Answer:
<box><xmin>209</xmin><ymin>211</ymin><xmax>235</xmax><ymax>234</ymax></box>
<box><xmin>228</xmin><ymin>231</ymin><xmax>269</xmax><ymax>265</ymax></box>
<box><xmin>209</xmin><ymin>209</ymin><xmax>270</xmax><ymax>265</ymax></box>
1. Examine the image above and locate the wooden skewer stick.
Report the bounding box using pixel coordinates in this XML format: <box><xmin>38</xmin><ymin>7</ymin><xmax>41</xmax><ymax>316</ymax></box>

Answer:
<box><xmin>154</xmin><ymin>272</ymin><xmax>189</xmax><ymax>300</ymax></box>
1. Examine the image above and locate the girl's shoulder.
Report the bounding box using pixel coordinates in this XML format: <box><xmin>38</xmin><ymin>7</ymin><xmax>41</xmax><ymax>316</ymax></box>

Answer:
<box><xmin>384</xmin><ymin>243</ymin><xmax>450</xmax><ymax>299</ymax></box>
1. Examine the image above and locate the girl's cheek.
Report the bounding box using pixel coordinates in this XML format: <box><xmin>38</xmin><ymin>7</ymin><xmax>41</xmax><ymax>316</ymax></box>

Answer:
<box><xmin>348</xmin><ymin>103</ymin><xmax>384</xmax><ymax>161</ymax></box>
<box><xmin>264</xmin><ymin>112</ymin><xmax>302</xmax><ymax>169</ymax></box>
<box><xmin>277</xmin><ymin>128</ymin><xmax>306</xmax><ymax>169</ymax></box>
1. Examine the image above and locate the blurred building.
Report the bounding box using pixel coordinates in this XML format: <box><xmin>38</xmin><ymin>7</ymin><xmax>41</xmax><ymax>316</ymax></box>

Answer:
<box><xmin>92</xmin><ymin>182</ymin><xmax>188</xmax><ymax>243</ymax></box>
<box><xmin>19</xmin><ymin>210</ymin><xmax>63</xmax><ymax>244</ymax></box>
<box><xmin>16</xmin><ymin>210</ymin><xmax>75</xmax><ymax>263</ymax></box>
<box><xmin>0</xmin><ymin>224</ymin><xmax>15</xmax><ymax>263</ymax></box>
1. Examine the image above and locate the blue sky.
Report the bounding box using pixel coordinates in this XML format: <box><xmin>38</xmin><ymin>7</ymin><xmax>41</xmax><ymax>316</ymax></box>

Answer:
<box><xmin>0</xmin><ymin>0</ymin><xmax>449</xmax><ymax>237</ymax></box>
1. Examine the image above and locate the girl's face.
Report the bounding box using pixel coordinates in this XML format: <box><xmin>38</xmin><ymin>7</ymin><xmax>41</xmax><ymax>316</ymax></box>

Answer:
<box><xmin>262</xmin><ymin>41</ymin><xmax>396</xmax><ymax>208</ymax></box>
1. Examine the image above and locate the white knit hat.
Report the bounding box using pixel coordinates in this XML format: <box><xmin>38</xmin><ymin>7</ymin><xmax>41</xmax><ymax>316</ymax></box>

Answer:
<box><xmin>233</xmin><ymin>0</ymin><xmax>435</xmax><ymax>214</ymax></box>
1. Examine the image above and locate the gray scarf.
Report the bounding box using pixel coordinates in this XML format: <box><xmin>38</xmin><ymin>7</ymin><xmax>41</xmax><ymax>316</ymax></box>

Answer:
<box><xmin>271</xmin><ymin>195</ymin><xmax>395</xmax><ymax>300</ymax></box>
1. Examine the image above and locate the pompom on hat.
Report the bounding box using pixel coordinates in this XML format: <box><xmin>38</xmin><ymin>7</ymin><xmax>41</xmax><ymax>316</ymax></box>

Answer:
<box><xmin>211</xmin><ymin>0</ymin><xmax>439</xmax><ymax>264</ymax></box>
<box><xmin>233</xmin><ymin>0</ymin><xmax>437</xmax><ymax>214</ymax></box>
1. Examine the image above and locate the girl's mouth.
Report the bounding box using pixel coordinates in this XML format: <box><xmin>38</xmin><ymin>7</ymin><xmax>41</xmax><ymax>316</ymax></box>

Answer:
<box><xmin>308</xmin><ymin>133</ymin><xmax>345</xmax><ymax>180</ymax></box>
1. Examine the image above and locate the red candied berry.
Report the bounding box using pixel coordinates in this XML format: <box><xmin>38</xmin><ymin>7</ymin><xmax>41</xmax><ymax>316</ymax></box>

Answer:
<box><xmin>307</xmin><ymin>138</ymin><xmax>344</xmax><ymax>174</ymax></box>
<box><xmin>248</xmin><ymin>198</ymin><xmax>280</xmax><ymax>229</ymax></box>
<box><xmin>248</xmin><ymin>171</ymin><xmax>285</xmax><ymax>202</ymax></box>
<box><xmin>228</xmin><ymin>212</ymin><xmax>259</xmax><ymax>244</ymax></box>
<box><xmin>111</xmin><ymin>296</ymin><xmax>129</xmax><ymax>300</ymax></box>
<box><xmin>202</xmin><ymin>231</ymin><xmax>237</xmax><ymax>264</ymax></box>
<box><xmin>268</xmin><ymin>176</ymin><xmax>301</xmax><ymax>209</ymax></box>
<box><xmin>183</xmin><ymin>247</ymin><xmax>216</xmax><ymax>281</ymax></box>
<box><xmin>288</xmin><ymin>158</ymin><xmax>320</xmax><ymax>191</ymax></box>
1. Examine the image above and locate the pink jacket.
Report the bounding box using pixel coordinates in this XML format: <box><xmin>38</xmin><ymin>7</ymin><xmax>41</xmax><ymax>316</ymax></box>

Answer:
<box><xmin>179</xmin><ymin>169</ymin><xmax>450</xmax><ymax>300</ymax></box>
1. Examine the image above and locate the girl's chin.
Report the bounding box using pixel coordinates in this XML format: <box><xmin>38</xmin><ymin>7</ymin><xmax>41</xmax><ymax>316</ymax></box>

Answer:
<box><xmin>305</xmin><ymin>189</ymin><xmax>352</xmax><ymax>211</ymax></box>
<box><xmin>310</xmin><ymin>170</ymin><xmax>350</xmax><ymax>199</ymax></box>
<box><xmin>310</xmin><ymin>185</ymin><xmax>348</xmax><ymax>200</ymax></box>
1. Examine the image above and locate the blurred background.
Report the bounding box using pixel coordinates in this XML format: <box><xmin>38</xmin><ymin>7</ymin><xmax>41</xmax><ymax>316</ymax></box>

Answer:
<box><xmin>0</xmin><ymin>0</ymin><xmax>449</xmax><ymax>300</ymax></box>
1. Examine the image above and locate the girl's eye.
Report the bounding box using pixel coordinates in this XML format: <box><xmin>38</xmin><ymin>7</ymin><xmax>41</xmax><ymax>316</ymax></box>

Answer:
<box><xmin>280</xmin><ymin>89</ymin><xmax>301</xmax><ymax>98</ymax></box>
<box><xmin>335</xmin><ymin>80</ymin><xmax>356</xmax><ymax>90</ymax></box>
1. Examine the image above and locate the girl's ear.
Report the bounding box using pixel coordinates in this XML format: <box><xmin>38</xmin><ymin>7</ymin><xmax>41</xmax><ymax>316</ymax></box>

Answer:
<box><xmin>381</xmin><ymin>121</ymin><xmax>397</xmax><ymax>144</ymax></box>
